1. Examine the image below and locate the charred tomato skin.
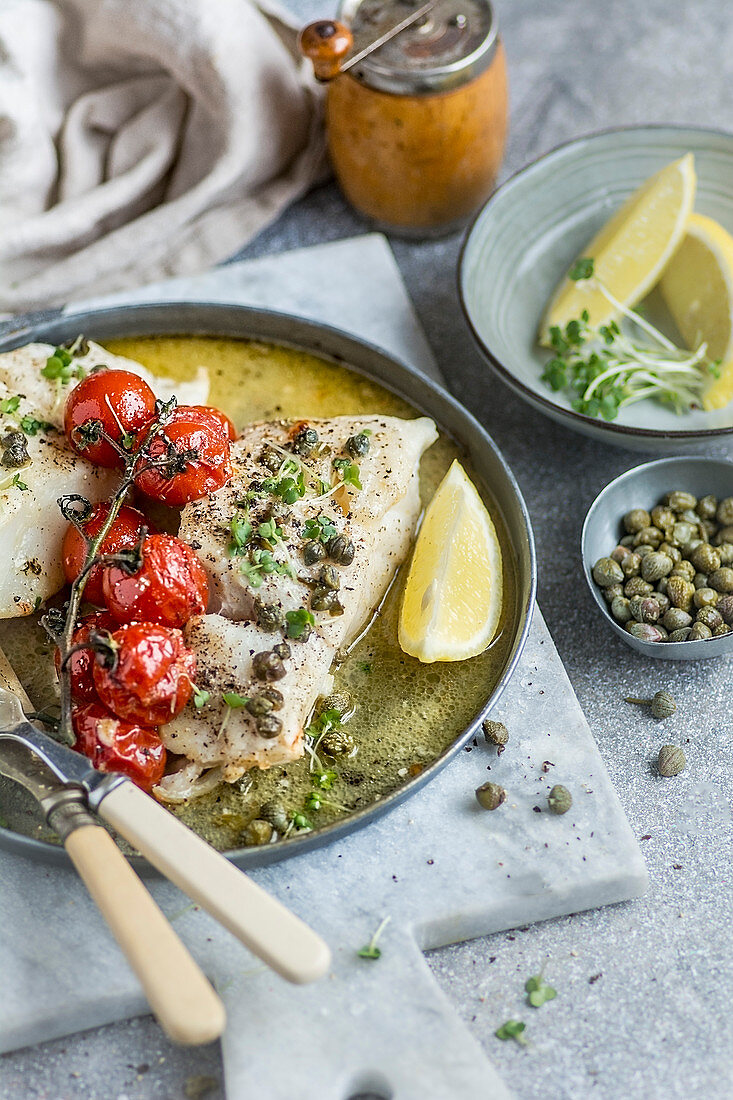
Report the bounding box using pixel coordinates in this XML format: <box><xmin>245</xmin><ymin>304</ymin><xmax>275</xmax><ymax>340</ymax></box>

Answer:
<box><xmin>102</xmin><ymin>533</ymin><xmax>209</xmax><ymax>629</ymax></box>
<box><xmin>64</xmin><ymin>369</ymin><xmax>157</xmax><ymax>468</ymax></box>
<box><xmin>71</xmin><ymin>700</ymin><xmax>166</xmax><ymax>792</ymax></box>
<box><xmin>134</xmin><ymin>405</ymin><xmax>232</xmax><ymax>505</ymax></box>
<box><xmin>62</xmin><ymin>502</ymin><xmax>152</xmax><ymax>607</ymax></box>
<box><xmin>54</xmin><ymin>610</ymin><xmax>117</xmax><ymax>703</ymax></box>
<box><xmin>92</xmin><ymin>621</ymin><xmax>196</xmax><ymax>727</ymax></box>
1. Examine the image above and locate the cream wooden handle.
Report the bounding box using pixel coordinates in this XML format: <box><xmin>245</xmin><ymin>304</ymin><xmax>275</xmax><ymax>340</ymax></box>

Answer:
<box><xmin>98</xmin><ymin>782</ymin><xmax>331</xmax><ymax>984</ymax></box>
<box><xmin>64</xmin><ymin>824</ymin><xmax>226</xmax><ymax>1045</ymax></box>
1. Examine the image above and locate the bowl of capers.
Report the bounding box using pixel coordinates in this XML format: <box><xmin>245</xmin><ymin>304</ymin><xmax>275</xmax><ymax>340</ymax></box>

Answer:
<box><xmin>581</xmin><ymin>456</ymin><xmax>733</xmax><ymax>659</ymax></box>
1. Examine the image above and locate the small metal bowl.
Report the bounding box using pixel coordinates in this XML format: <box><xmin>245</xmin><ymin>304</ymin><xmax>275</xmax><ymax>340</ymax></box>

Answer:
<box><xmin>581</xmin><ymin>455</ymin><xmax>733</xmax><ymax>660</ymax></box>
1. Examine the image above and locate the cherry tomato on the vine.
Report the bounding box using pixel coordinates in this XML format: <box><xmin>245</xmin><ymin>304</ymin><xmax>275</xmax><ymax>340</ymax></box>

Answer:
<box><xmin>72</xmin><ymin>701</ymin><xmax>166</xmax><ymax>792</ymax></box>
<box><xmin>64</xmin><ymin>369</ymin><xmax>157</xmax><ymax>468</ymax></box>
<box><xmin>62</xmin><ymin>501</ymin><xmax>153</xmax><ymax>607</ymax></box>
<box><xmin>54</xmin><ymin>610</ymin><xmax>116</xmax><ymax>703</ymax></box>
<box><xmin>134</xmin><ymin>406</ymin><xmax>232</xmax><ymax>506</ymax></box>
<box><xmin>102</xmin><ymin>533</ymin><xmax>208</xmax><ymax>629</ymax></box>
<box><xmin>198</xmin><ymin>406</ymin><xmax>237</xmax><ymax>441</ymax></box>
<box><xmin>92</xmin><ymin>622</ymin><xmax>196</xmax><ymax>727</ymax></box>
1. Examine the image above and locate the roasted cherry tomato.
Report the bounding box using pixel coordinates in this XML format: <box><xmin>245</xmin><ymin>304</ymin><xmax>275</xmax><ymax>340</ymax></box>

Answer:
<box><xmin>199</xmin><ymin>406</ymin><xmax>237</xmax><ymax>441</ymax></box>
<box><xmin>72</xmin><ymin>701</ymin><xmax>166</xmax><ymax>792</ymax></box>
<box><xmin>102</xmin><ymin>533</ymin><xmax>209</xmax><ymax>629</ymax></box>
<box><xmin>92</xmin><ymin>622</ymin><xmax>196</xmax><ymax>727</ymax></box>
<box><xmin>62</xmin><ymin>502</ymin><xmax>153</xmax><ymax>607</ymax></box>
<box><xmin>134</xmin><ymin>406</ymin><xmax>232</xmax><ymax>505</ymax></box>
<box><xmin>64</xmin><ymin>369</ymin><xmax>157</xmax><ymax>467</ymax></box>
<box><xmin>54</xmin><ymin>611</ymin><xmax>116</xmax><ymax>703</ymax></box>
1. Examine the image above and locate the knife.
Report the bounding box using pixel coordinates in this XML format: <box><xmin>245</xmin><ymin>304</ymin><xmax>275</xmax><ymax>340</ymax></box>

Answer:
<box><xmin>0</xmin><ymin>687</ymin><xmax>330</xmax><ymax>987</ymax></box>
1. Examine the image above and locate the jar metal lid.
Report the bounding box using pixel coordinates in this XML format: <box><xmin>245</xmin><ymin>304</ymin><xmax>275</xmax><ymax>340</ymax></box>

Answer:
<box><xmin>338</xmin><ymin>0</ymin><xmax>498</xmax><ymax>95</ymax></box>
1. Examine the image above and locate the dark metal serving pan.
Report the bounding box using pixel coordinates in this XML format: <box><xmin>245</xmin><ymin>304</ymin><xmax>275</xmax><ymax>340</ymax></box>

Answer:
<box><xmin>0</xmin><ymin>302</ymin><xmax>536</xmax><ymax>869</ymax></box>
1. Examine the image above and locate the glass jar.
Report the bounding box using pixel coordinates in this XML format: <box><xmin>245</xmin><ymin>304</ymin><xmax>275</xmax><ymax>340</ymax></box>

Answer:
<box><xmin>325</xmin><ymin>0</ymin><xmax>507</xmax><ymax>237</ymax></box>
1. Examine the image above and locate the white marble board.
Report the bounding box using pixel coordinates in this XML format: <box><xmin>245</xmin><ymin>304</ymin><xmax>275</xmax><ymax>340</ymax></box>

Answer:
<box><xmin>0</xmin><ymin>236</ymin><xmax>647</xmax><ymax>1099</ymax></box>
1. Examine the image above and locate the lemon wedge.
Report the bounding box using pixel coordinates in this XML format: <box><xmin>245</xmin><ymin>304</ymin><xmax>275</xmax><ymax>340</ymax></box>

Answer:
<box><xmin>658</xmin><ymin>212</ymin><xmax>733</xmax><ymax>410</ymax></box>
<box><xmin>540</xmin><ymin>153</ymin><xmax>696</xmax><ymax>343</ymax></box>
<box><xmin>398</xmin><ymin>460</ymin><xmax>503</xmax><ymax>663</ymax></box>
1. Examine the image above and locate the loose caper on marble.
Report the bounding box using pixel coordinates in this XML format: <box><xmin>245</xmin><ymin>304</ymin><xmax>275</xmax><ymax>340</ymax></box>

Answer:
<box><xmin>593</xmin><ymin>487</ymin><xmax>733</xmax><ymax>643</ymax></box>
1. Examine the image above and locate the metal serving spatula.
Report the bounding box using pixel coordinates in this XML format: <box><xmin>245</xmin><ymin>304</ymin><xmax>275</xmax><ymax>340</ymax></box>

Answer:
<box><xmin>0</xmin><ymin>686</ymin><xmax>330</xmax><ymax>997</ymax></box>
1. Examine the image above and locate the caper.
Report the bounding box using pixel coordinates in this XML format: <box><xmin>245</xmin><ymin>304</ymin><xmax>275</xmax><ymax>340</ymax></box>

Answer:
<box><xmin>244</xmin><ymin>819</ymin><xmax>274</xmax><ymax>846</ymax></box>
<box><xmin>260</xmin><ymin>686</ymin><xmax>284</xmax><ymax>710</ymax></box>
<box><xmin>626</xmin><ymin>622</ymin><xmax>664</xmax><ymax>642</ymax></box>
<box><xmin>256</xmin><ymin>714</ymin><xmax>283</xmax><ymax>739</ymax></box>
<box><xmin>620</xmin><ymin>552</ymin><xmax>642</xmax><ymax>578</ymax></box>
<box><xmin>716</xmin><ymin>542</ymin><xmax>733</xmax><ymax>564</ymax></box>
<box><xmin>346</xmin><ymin>432</ymin><xmax>370</xmax><ymax>458</ymax></box>
<box><xmin>255</xmin><ymin>600</ymin><xmax>284</xmax><ymax>632</ymax></box>
<box><xmin>651</xmin><ymin>505</ymin><xmax>675</xmax><ymax>530</ymax></box>
<box><xmin>475</xmin><ymin>781</ymin><xmax>507</xmax><ymax>811</ymax></box>
<box><xmin>682</xmin><ymin>538</ymin><xmax>704</xmax><ymax>559</ymax></box>
<box><xmin>690</xmin><ymin>543</ymin><xmax>721</xmax><ymax>574</ymax></box>
<box><xmin>303</xmin><ymin>540</ymin><xmax>327</xmax><ymax>566</ymax></box>
<box><xmin>670</xmin><ymin>560</ymin><xmax>695</xmax><ymax>581</ymax></box>
<box><xmin>655</xmin><ymin>624</ymin><xmax>669</xmax><ymax>641</ymax></box>
<box><xmin>715</xmin><ymin>525</ymin><xmax>733</xmax><ymax>545</ymax></box>
<box><xmin>716</xmin><ymin>594</ymin><xmax>733</xmax><ymax>625</ymax></box>
<box><xmin>678</xmin><ymin>508</ymin><xmax>702</xmax><ymax>528</ymax></box>
<box><xmin>670</xmin><ymin>522</ymin><xmax>697</xmax><ymax>547</ymax></box>
<box><xmin>273</xmin><ymin>642</ymin><xmax>291</xmax><ymax>660</ymax></box>
<box><xmin>708</xmin><ymin>566</ymin><xmax>733</xmax><ymax>593</ymax></box>
<box><xmin>633</xmin><ymin>526</ymin><xmax>663</xmax><ymax>549</ymax></box>
<box><xmin>700</xmin><ymin>519</ymin><xmax>718</xmax><ymax>541</ymax></box>
<box><xmin>603</xmin><ymin>582</ymin><xmax>625</xmax><ymax>603</ymax></box>
<box><xmin>326</xmin><ymin>535</ymin><xmax>355</xmax><ymax>566</ymax></box>
<box><xmin>666</xmin><ymin>576</ymin><xmax>695</xmax><ymax>612</ymax></box>
<box><xmin>666</xmin><ymin>490</ymin><xmax>697</xmax><ymax>512</ymax></box>
<box><xmin>714</xmin><ymin>622</ymin><xmax>731</xmax><ymax>637</ymax></box>
<box><xmin>624</xmin><ymin>577</ymin><xmax>653</xmax><ymax>598</ymax></box>
<box><xmin>656</xmin><ymin>577</ymin><xmax>669</xmax><ymax>596</ymax></box>
<box><xmin>696</xmin><ymin>606</ymin><xmax>723</xmax><ymax>631</ymax></box>
<box><xmin>482</xmin><ymin>719</ymin><xmax>509</xmax><ymax>749</ymax></box>
<box><xmin>311</xmin><ymin>587</ymin><xmax>340</xmax><ymax>612</ymax></box>
<box><xmin>252</xmin><ymin>650</ymin><xmax>286</xmax><ymax>681</ymax></box>
<box><xmin>246</xmin><ymin>694</ymin><xmax>274</xmax><ymax>717</ymax></box>
<box><xmin>317</xmin><ymin>690</ymin><xmax>353</xmax><ymax>718</ymax></box>
<box><xmin>689</xmin><ymin>621</ymin><xmax>713</xmax><ymax>641</ymax></box>
<box><xmin>654</xmin><ymin>592</ymin><xmax>670</xmax><ymax>615</ymax></box>
<box><xmin>592</xmin><ymin>557</ymin><xmax>624</xmax><ymax>587</ymax></box>
<box><xmin>716</xmin><ymin>497</ymin><xmax>733</xmax><ymax>526</ymax></box>
<box><xmin>259</xmin><ymin>799</ymin><xmax>289</xmax><ymax>832</ymax></box>
<box><xmin>292</xmin><ymin>426</ymin><xmax>319</xmax><ymax>455</ymax></box>
<box><xmin>658</xmin><ymin>542</ymin><xmax>682</xmax><ymax>564</ymax></box>
<box><xmin>318</xmin><ymin>564</ymin><xmax>340</xmax><ymax>590</ymax></box>
<box><xmin>668</xmin><ymin>627</ymin><xmax>692</xmax><ymax>642</ymax></box>
<box><xmin>619</xmin><ymin>534</ymin><xmax>635</xmax><ymax>547</ymax></box>
<box><xmin>611</xmin><ymin>596</ymin><xmax>633</xmax><ymax>623</ymax></box>
<box><xmin>634</xmin><ymin>544</ymin><xmax>655</xmax><ymax>559</ymax></box>
<box><xmin>641</xmin><ymin>552</ymin><xmax>673</xmax><ymax>583</ymax></box>
<box><xmin>629</xmin><ymin>595</ymin><xmax>660</xmax><ymax>624</ymax></box>
<box><xmin>610</xmin><ymin>545</ymin><xmax>632</xmax><ymax>564</ymax></box>
<box><xmin>657</xmin><ymin>745</ymin><xmax>686</xmax><ymax>777</ymax></box>
<box><xmin>261</xmin><ymin>445</ymin><xmax>282</xmax><ymax>472</ymax></box>
<box><xmin>662</xmin><ymin>607</ymin><xmax>692</xmax><ymax>632</ymax></box>
<box><xmin>696</xmin><ymin>494</ymin><xmax>718</xmax><ymax>521</ymax></box>
<box><xmin>321</xmin><ymin>728</ymin><xmax>356</xmax><ymax>757</ymax></box>
<box><xmin>547</xmin><ymin>784</ymin><xmax>572</xmax><ymax>814</ymax></box>
<box><xmin>1</xmin><ymin>431</ymin><xmax>30</xmax><ymax>468</ymax></box>
<box><xmin>623</xmin><ymin>508</ymin><xmax>651</xmax><ymax>533</ymax></box>
<box><xmin>693</xmin><ymin>587</ymin><xmax>719</xmax><ymax>609</ymax></box>
<box><xmin>693</xmin><ymin>573</ymin><xmax>709</xmax><ymax>590</ymax></box>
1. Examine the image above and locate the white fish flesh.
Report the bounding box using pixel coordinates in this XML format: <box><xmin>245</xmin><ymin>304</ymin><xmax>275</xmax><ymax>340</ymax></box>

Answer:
<box><xmin>159</xmin><ymin>414</ymin><xmax>437</xmax><ymax>789</ymax></box>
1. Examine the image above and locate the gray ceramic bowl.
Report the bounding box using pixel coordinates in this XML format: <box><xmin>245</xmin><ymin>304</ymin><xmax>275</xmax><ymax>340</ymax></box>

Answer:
<box><xmin>582</xmin><ymin>456</ymin><xmax>733</xmax><ymax>660</ymax></box>
<box><xmin>459</xmin><ymin>125</ymin><xmax>733</xmax><ymax>452</ymax></box>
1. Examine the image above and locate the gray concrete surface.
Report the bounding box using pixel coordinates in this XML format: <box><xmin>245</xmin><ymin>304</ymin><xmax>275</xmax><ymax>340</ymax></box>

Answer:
<box><xmin>2</xmin><ymin>0</ymin><xmax>732</xmax><ymax>1097</ymax></box>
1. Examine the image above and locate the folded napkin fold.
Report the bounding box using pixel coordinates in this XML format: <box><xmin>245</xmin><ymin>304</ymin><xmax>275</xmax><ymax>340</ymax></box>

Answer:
<box><xmin>0</xmin><ymin>0</ymin><xmax>326</xmax><ymax>312</ymax></box>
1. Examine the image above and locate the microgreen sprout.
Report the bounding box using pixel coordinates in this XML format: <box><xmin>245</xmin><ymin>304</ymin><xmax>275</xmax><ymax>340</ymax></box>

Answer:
<box><xmin>11</xmin><ymin>474</ymin><xmax>29</xmax><ymax>491</ymax></box>
<box><xmin>495</xmin><ymin>1020</ymin><xmax>528</xmax><ymax>1045</ymax></box>
<box><xmin>192</xmin><ymin>685</ymin><xmax>211</xmax><ymax>709</ymax></box>
<box><xmin>541</xmin><ymin>257</ymin><xmax>719</xmax><ymax>419</ymax></box>
<box><xmin>357</xmin><ymin>915</ymin><xmax>391</xmax><ymax>960</ymax></box>
<box><xmin>227</xmin><ymin>515</ymin><xmax>253</xmax><ymax>557</ymax></box>
<box><xmin>222</xmin><ymin>692</ymin><xmax>249</xmax><ymax>708</ymax></box>
<box><xmin>525</xmin><ymin>972</ymin><xmax>557</xmax><ymax>1008</ymax></box>
<box><xmin>333</xmin><ymin>457</ymin><xmax>363</xmax><ymax>489</ymax></box>
<box><xmin>285</xmin><ymin>608</ymin><xmax>315</xmax><ymax>640</ymax></box>
<box><xmin>0</xmin><ymin>395</ymin><xmax>21</xmax><ymax>416</ymax></box>
<box><xmin>304</xmin><ymin>514</ymin><xmax>339</xmax><ymax>543</ymax></box>
<box><xmin>41</xmin><ymin>345</ymin><xmax>87</xmax><ymax>386</ymax></box>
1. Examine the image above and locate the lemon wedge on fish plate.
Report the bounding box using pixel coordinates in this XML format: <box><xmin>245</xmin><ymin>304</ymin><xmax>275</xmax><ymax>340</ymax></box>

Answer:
<box><xmin>540</xmin><ymin>153</ymin><xmax>696</xmax><ymax>342</ymax></box>
<box><xmin>398</xmin><ymin>460</ymin><xmax>502</xmax><ymax>663</ymax></box>
<box><xmin>659</xmin><ymin>212</ymin><xmax>733</xmax><ymax>411</ymax></box>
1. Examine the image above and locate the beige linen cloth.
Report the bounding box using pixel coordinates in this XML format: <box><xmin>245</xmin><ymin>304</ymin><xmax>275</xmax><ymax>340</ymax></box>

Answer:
<box><xmin>0</xmin><ymin>0</ymin><xmax>326</xmax><ymax>312</ymax></box>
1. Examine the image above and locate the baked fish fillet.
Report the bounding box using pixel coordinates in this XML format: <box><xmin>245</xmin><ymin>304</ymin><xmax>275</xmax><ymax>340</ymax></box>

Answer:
<box><xmin>0</xmin><ymin>340</ymin><xmax>209</xmax><ymax>617</ymax></box>
<box><xmin>159</xmin><ymin>414</ymin><xmax>437</xmax><ymax>790</ymax></box>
